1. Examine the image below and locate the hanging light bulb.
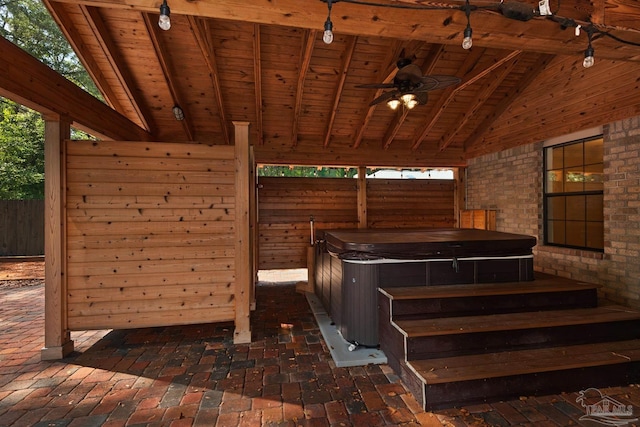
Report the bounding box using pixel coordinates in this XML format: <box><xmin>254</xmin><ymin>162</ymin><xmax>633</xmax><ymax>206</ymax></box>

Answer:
<box><xmin>461</xmin><ymin>0</ymin><xmax>473</xmax><ymax>50</ymax></box>
<box><xmin>158</xmin><ymin>0</ymin><xmax>171</xmax><ymax>31</ymax></box>
<box><xmin>323</xmin><ymin>18</ymin><xmax>334</xmax><ymax>44</ymax></box>
<box><xmin>387</xmin><ymin>99</ymin><xmax>401</xmax><ymax>110</ymax></box>
<box><xmin>406</xmin><ymin>99</ymin><xmax>418</xmax><ymax>109</ymax></box>
<box><xmin>322</xmin><ymin>0</ymin><xmax>334</xmax><ymax>45</ymax></box>
<box><xmin>462</xmin><ymin>25</ymin><xmax>473</xmax><ymax>50</ymax></box>
<box><xmin>583</xmin><ymin>45</ymin><xmax>595</xmax><ymax>68</ymax></box>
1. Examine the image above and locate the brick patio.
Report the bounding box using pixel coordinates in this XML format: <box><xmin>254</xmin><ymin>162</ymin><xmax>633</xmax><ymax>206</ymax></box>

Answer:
<box><xmin>1</xmin><ymin>277</ymin><xmax>640</xmax><ymax>426</ymax></box>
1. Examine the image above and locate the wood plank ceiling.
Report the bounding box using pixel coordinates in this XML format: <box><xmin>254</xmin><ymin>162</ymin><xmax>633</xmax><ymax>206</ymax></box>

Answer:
<box><xmin>43</xmin><ymin>0</ymin><xmax>640</xmax><ymax>167</ymax></box>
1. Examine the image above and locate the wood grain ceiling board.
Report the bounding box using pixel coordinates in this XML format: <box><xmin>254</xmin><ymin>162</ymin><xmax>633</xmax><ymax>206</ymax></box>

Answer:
<box><xmin>41</xmin><ymin>0</ymin><xmax>640</xmax><ymax>167</ymax></box>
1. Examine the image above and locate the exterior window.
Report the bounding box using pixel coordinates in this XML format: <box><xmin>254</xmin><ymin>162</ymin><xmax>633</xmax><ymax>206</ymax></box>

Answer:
<box><xmin>544</xmin><ymin>137</ymin><xmax>604</xmax><ymax>251</ymax></box>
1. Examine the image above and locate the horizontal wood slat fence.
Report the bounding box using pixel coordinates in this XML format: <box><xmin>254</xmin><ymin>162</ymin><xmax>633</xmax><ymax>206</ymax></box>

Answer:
<box><xmin>65</xmin><ymin>140</ymin><xmax>237</xmax><ymax>331</ymax></box>
<box><xmin>257</xmin><ymin>177</ymin><xmax>455</xmax><ymax>270</ymax></box>
<box><xmin>0</xmin><ymin>200</ymin><xmax>44</xmax><ymax>256</ymax></box>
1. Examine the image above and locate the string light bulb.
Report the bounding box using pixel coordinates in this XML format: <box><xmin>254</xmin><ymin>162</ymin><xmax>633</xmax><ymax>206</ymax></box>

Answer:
<box><xmin>158</xmin><ymin>0</ymin><xmax>171</xmax><ymax>31</ymax></box>
<box><xmin>462</xmin><ymin>0</ymin><xmax>473</xmax><ymax>50</ymax></box>
<box><xmin>583</xmin><ymin>28</ymin><xmax>595</xmax><ymax>68</ymax></box>
<box><xmin>462</xmin><ymin>26</ymin><xmax>473</xmax><ymax>49</ymax></box>
<box><xmin>323</xmin><ymin>0</ymin><xmax>335</xmax><ymax>44</ymax></box>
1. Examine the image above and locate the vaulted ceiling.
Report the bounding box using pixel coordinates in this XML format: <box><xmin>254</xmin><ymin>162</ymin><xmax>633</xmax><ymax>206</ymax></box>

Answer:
<box><xmin>43</xmin><ymin>0</ymin><xmax>640</xmax><ymax>167</ymax></box>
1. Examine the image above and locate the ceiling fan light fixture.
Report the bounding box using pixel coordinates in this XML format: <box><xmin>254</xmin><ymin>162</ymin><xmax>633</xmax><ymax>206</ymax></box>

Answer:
<box><xmin>387</xmin><ymin>99</ymin><xmax>401</xmax><ymax>110</ymax></box>
<box><xmin>406</xmin><ymin>99</ymin><xmax>418</xmax><ymax>109</ymax></box>
<box><xmin>158</xmin><ymin>0</ymin><xmax>171</xmax><ymax>30</ymax></box>
<box><xmin>401</xmin><ymin>93</ymin><xmax>415</xmax><ymax>104</ymax></box>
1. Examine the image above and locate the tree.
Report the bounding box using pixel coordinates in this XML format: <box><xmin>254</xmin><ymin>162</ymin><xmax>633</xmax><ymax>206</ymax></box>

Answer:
<box><xmin>0</xmin><ymin>100</ymin><xmax>44</xmax><ymax>199</ymax></box>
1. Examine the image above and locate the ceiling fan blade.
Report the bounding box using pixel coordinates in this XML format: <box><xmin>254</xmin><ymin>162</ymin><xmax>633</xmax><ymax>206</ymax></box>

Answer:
<box><xmin>356</xmin><ymin>83</ymin><xmax>396</xmax><ymax>89</ymax></box>
<box><xmin>415</xmin><ymin>92</ymin><xmax>428</xmax><ymax>105</ymax></box>
<box><xmin>369</xmin><ymin>90</ymin><xmax>399</xmax><ymax>106</ymax></box>
<box><xmin>417</xmin><ymin>75</ymin><xmax>462</xmax><ymax>91</ymax></box>
<box><xmin>396</xmin><ymin>63</ymin><xmax>423</xmax><ymax>84</ymax></box>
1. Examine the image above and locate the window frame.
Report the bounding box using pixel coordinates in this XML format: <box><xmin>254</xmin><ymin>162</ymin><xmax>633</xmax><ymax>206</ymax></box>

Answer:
<box><xmin>543</xmin><ymin>135</ymin><xmax>604</xmax><ymax>252</ymax></box>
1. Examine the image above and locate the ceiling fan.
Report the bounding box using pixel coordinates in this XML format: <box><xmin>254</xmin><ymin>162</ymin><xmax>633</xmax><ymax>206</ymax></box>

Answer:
<box><xmin>357</xmin><ymin>58</ymin><xmax>461</xmax><ymax>110</ymax></box>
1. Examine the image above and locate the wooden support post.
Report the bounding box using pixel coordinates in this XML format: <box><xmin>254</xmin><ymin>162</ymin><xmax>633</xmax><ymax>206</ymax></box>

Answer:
<box><xmin>454</xmin><ymin>167</ymin><xmax>466</xmax><ymax>228</ymax></box>
<box><xmin>234</xmin><ymin>121</ymin><xmax>252</xmax><ymax>344</ymax></box>
<box><xmin>357</xmin><ymin>166</ymin><xmax>367</xmax><ymax>228</ymax></box>
<box><xmin>41</xmin><ymin>117</ymin><xmax>73</xmax><ymax>360</ymax></box>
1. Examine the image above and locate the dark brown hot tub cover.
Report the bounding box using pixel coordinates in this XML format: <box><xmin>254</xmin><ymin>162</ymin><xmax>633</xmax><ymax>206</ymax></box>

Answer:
<box><xmin>322</xmin><ymin>228</ymin><xmax>537</xmax><ymax>260</ymax></box>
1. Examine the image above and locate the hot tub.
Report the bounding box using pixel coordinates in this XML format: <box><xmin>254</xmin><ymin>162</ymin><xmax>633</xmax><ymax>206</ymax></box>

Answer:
<box><xmin>314</xmin><ymin>228</ymin><xmax>537</xmax><ymax>347</ymax></box>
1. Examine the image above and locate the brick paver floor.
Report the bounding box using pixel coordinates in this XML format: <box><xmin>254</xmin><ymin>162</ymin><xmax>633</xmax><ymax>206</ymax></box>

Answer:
<box><xmin>2</xmin><ymin>274</ymin><xmax>640</xmax><ymax>426</ymax></box>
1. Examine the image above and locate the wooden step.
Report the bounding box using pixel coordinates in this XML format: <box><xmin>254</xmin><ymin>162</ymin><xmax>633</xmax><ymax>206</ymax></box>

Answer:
<box><xmin>406</xmin><ymin>339</ymin><xmax>640</xmax><ymax>410</ymax></box>
<box><xmin>397</xmin><ymin>305</ymin><xmax>640</xmax><ymax>359</ymax></box>
<box><xmin>379</xmin><ymin>273</ymin><xmax>599</xmax><ymax>320</ymax></box>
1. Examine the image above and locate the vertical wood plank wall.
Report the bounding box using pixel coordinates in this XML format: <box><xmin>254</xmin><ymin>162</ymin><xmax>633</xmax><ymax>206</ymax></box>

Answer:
<box><xmin>65</xmin><ymin>141</ymin><xmax>237</xmax><ymax>330</ymax></box>
<box><xmin>257</xmin><ymin>177</ymin><xmax>455</xmax><ymax>270</ymax></box>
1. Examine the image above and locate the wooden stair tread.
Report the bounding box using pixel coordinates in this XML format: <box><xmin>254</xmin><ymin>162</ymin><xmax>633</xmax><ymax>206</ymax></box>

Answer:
<box><xmin>380</xmin><ymin>275</ymin><xmax>598</xmax><ymax>301</ymax></box>
<box><xmin>410</xmin><ymin>339</ymin><xmax>640</xmax><ymax>384</ymax></box>
<box><xmin>396</xmin><ymin>305</ymin><xmax>640</xmax><ymax>337</ymax></box>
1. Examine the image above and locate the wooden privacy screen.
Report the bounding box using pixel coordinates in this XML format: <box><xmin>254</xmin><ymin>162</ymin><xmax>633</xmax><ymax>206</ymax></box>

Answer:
<box><xmin>257</xmin><ymin>177</ymin><xmax>455</xmax><ymax>270</ymax></box>
<box><xmin>65</xmin><ymin>141</ymin><xmax>237</xmax><ymax>330</ymax></box>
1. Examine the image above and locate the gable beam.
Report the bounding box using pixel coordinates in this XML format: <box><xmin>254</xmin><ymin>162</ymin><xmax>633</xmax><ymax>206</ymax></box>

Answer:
<box><xmin>464</xmin><ymin>53</ymin><xmax>556</xmax><ymax>154</ymax></box>
<box><xmin>253</xmin><ymin>24</ymin><xmax>264</xmax><ymax>146</ymax></box>
<box><xmin>324</xmin><ymin>35</ymin><xmax>357</xmax><ymax>148</ymax></box>
<box><xmin>188</xmin><ymin>16</ymin><xmax>230</xmax><ymax>145</ymax></box>
<box><xmin>439</xmin><ymin>52</ymin><xmax>522</xmax><ymax>151</ymax></box>
<box><xmin>292</xmin><ymin>29</ymin><xmax>316</xmax><ymax>147</ymax></box>
<box><xmin>143</xmin><ymin>13</ymin><xmax>195</xmax><ymax>141</ymax></box>
<box><xmin>411</xmin><ymin>49</ymin><xmax>521</xmax><ymax>151</ymax></box>
<box><xmin>48</xmin><ymin>0</ymin><xmax>640</xmax><ymax>62</ymax></box>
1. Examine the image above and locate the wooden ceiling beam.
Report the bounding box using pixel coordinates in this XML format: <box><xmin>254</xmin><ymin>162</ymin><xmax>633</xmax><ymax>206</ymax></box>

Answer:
<box><xmin>81</xmin><ymin>5</ymin><xmax>153</xmax><ymax>132</ymax></box>
<box><xmin>324</xmin><ymin>36</ymin><xmax>357</xmax><ymax>149</ymax></box>
<box><xmin>188</xmin><ymin>16</ymin><xmax>229</xmax><ymax>145</ymax></box>
<box><xmin>42</xmin><ymin>1</ymin><xmax>120</xmax><ymax>111</ymax></box>
<box><xmin>143</xmin><ymin>13</ymin><xmax>195</xmax><ymax>141</ymax></box>
<box><xmin>381</xmin><ymin>44</ymin><xmax>444</xmax><ymax>150</ymax></box>
<box><xmin>439</xmin><ymin>52</ymin><xmax>522</xmax><ymax>151</ymax></box>
<box><xmin>0</xmin><ymin>35</ymin><xmax>151</xmax><ymax>140</ymax></box>
<box><xmin>49</xmin><ymin>0</ymin><xmax>640</xmax><ymax>61</ymax></box>
<box><xmin>411</xmin><ymin>49</ymin><xmax>521</xmax><ymax>151</ymax></box>
<box><xmin>292</xmin><ymin>29</ymin><xmax>316</xmax><ymax>147</ymax></box>
<box><xmin>253</xmin><ymin>24</ymin><xmax>264</xmax><ymax>146</ymax></box>
<box><xmin>463</xmin><ymin>54</ymin><xmax>556</xmax><ymax>153</ymax></box>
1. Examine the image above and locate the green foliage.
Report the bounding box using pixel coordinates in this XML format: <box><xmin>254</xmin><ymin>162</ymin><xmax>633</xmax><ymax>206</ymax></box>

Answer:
<box><xmin>258</xmin><ymin>165</ymin><xmax>360</xmax><ymax>178</ymax></box>
<box><xmin>0</xmin><ymin>100</ymin><xmax>44</xmax><ymax>199</ymax></box>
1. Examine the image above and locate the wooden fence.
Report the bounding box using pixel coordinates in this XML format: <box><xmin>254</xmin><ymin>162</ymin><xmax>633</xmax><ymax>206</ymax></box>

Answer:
<box><xmin>0</xmin><ymin>199</ymin><xmax>44</xmax><ymax>256</ymax></box>
<box><xmin>257</xmin><ymin>176</ymin><xmax>456</xmax><ymax>270</ymax></box>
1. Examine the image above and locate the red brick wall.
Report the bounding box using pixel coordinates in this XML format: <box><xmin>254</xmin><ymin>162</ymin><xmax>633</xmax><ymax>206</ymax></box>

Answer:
<box><xmin>466</xmin><ymin>116</ymin><xmax>640</xmax><ymax>309</ymax></box>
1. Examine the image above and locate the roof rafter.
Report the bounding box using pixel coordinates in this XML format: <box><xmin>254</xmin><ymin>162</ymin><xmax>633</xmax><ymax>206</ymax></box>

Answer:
<box><xmin>411</xmin><ymin>49</ymin><xmax>521</xmax><ymax>151</ymax></box>
<box><xmin>291</xmin><ymin>29</ymin><xmax>316</xmax><ymax>147</ymax></box>
<box><xmin>142</xmin><ymin>13</ymin><xmax>195</xmax><ymax>141</ymax></box>
<box><xmin>382</xmin><ymin>43</ymin><xmax>445</xmax><ymax>150</ymax></box>
<box><xmin>81</xmin><ymin>5</ymin><xmax>153</xmax><ymax>132</ymax></box>
<box><xmin>324</xmin><ymin>35</ymin><xmax>358</xmax><ymax>148</ymax></box>
<box><xmin>187</xmin><ymin>16</ymin><xmax>229</xmax><ymax>145</ymax></box>
<box><xmin>253</xmin><ymin>24</ymin><xmax>264</xmax><ymax>146</ymax></box>
<box><xmin>352</xmin><ymin>40</ymin><xmax>411</xmax><ymax>149</ymax></box>
<box><xmin>464</xmin><ymin>54</ymin><xmax>556</xmax><ymax>154</ymax></box>
<box><xmin>438</xmin><ymin>52</ymin><xmax>522</xmax><ymax>151</ymax></box>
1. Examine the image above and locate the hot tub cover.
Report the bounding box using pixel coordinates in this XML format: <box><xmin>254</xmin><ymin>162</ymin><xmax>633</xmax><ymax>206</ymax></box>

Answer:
<box><xmin>322</xmin><ymin>228</ymin><xmax>537</xmax><ymax>260</ymax></box>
